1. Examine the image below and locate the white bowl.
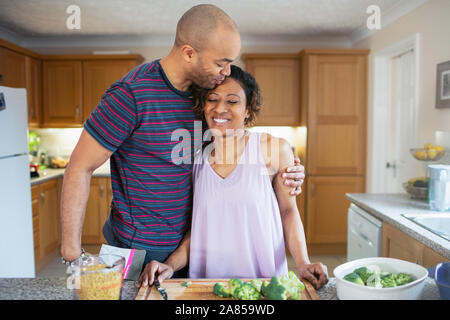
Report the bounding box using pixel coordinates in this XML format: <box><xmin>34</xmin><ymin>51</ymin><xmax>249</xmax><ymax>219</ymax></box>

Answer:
<box><xmin>333</xmin><ymin>257</ymin><xmax>428</xmax><ymax>300</ymax></box>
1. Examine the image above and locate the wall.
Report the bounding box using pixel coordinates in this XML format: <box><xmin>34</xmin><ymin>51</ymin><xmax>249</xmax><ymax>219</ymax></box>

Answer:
<box><xmin>352</xmin><ymin>0</ymin><xmax>450</xmax><ymax>191</ymax></box>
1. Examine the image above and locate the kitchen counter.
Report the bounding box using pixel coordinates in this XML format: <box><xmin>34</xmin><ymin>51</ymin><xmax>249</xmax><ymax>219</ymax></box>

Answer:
<box><xmin>0</xmin><ymin>277</ymin><xmax>441</xmax><ymax>300</ymax></box>
<box><xmin>346</xmin><ymin>193</ymin><xmax>450</xmax><ymax>259</ymax></box>
<box><xmin>30</xmin><ymin>164</ymin><xmax>111</xmax><ymax>186</ymax></box>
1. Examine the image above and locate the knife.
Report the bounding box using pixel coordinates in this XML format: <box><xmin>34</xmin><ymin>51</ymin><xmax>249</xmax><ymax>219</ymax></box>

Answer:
<box><xmin>154</xmin><ymin>278</ymin><xmax>168</xmax><ymax>300</ymax></box>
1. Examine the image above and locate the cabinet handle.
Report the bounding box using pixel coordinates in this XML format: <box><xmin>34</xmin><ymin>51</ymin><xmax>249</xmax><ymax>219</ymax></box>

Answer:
<box><xmin>30</xmin><ymin>105</ymin><xmax>35</xmax><ymax>118</ymax></box>
<box><xmin>75</xmin><ymin>105</ymin><xmax>80</xmax><ymax>118</ymax></box>
<box><xmin>311</xmin><ymin>184</ymin><xmax>315</xmax><ymax>197</ymax></box>
<box><xmin>100</xmin><ymin>185</ymin><xmax>105</xmax><ymax>198</ymax></box>
<box><xmin>40</xmin><ymin>192</ymin><xmax>45</xmax><ymax>203</ymax></box>
<box><xmin>0</xmin><ymin>74</ymin><xmax>3</xmax><ymax>83</ymax></box>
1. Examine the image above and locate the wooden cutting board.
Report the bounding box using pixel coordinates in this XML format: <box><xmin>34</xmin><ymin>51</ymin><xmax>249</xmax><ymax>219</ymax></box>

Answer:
<box><xmin>135</xmin><ymin>278</ymin><xmax>319</xmax><ymax>300</ymax></box>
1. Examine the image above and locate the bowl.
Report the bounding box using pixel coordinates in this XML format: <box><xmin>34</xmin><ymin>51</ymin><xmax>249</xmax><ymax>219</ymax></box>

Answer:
<box><xmin>403</xmin><ymin>182</ymin><xmax>428</xmax><ymax>200</ymax></box>
<box><xmin>334</xmin><ymin>257</ymin><xmax>428</xmax><ymax>300</ymax></box>
<box><xmin>428</xmin><ymin>262</ymin><xmax>450</xmax><ymax>300</ymax></box>
<box><xmin>410</xmin><ymin>148</ymin><xmax>445</xmax><ymax>161</ymax></box>
<box><xmin>69</xmin><ymin>254</ymin><xmax>125</xmax><ymax>300</ymax></box>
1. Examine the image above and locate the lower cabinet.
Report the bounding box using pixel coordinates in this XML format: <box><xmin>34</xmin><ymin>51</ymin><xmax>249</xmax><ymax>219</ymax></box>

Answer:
<box><xmin>82</xmin><ymin>177</ymin><xmax>111</xmax><ymax>245</ymax></box>
<box><xmin>382</xmin><ymin>222</ymin><xmax>448</xmax><ymax>268</ymax></box>
<box><xmin>305</xmin><ymin>176</ymin><xmax>365</xmax><ymax>251</ymax></box>
<box><xmin>31</xmin><ymin>176</ymin><xmax>112</xmax><ymax>272</ymax></box>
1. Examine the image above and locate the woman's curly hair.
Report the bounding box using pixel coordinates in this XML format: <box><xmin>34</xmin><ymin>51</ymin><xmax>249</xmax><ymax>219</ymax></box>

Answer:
<box><xmin>192</xmin><ymin>65</ymin><xmax>262</xmax><ymax>127</ymax></box>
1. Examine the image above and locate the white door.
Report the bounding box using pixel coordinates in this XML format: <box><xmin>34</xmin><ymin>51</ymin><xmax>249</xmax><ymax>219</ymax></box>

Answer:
<box><xmin>385</xmin><ymin>50</ymin><xmax>418</xmax><ymax>192</ymax></box>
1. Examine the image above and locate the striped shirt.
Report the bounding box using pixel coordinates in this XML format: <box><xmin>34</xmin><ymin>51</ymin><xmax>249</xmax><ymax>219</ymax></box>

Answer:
<box><xmin>84</xmin><ymin>59</ymin><xmax>201</xmax><ymax>252</ymax></box>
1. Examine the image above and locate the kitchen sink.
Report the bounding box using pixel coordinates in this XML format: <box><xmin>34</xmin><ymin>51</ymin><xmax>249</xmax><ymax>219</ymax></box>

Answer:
<box><xmin>402</xmin><ymin>213</ymin><xmax>450</xmax><ymax>241</ymax></box>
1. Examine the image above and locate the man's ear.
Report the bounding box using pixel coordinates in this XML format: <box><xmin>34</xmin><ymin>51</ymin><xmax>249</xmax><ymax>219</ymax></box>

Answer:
<box><xmin>180</xmin><ymin>45</ymin><xmax>196</xmax><ymax>63</ymax></box>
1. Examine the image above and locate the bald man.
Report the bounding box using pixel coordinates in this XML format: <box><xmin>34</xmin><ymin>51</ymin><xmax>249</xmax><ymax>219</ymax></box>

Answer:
<box><xmin>60</xmin><ymin>4</ymin><xmax>305</xmax><ymax>280</ymax></box>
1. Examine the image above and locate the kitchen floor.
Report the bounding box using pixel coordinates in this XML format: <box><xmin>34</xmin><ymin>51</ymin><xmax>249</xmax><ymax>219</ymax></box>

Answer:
<box><xmin>36</xmin><ymin>252</ymin><xmax>346</xmax><ymax>278</ymax></box>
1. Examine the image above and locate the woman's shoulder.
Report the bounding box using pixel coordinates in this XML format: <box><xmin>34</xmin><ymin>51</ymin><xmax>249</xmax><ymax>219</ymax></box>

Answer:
<box><xmin>258</xmin><ymin>133</ymin><xmax>292</xmax><ymax>172</ymax></box>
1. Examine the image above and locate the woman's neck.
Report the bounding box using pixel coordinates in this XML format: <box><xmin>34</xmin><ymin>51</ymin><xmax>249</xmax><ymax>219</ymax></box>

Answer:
<box><xmin>211</xmin><ymin>130</ymin><xmax>248</xmax><ymax>165</ymax></box>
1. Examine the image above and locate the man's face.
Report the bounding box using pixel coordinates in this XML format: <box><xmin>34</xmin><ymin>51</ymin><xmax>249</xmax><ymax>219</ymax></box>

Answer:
<box><xmin>190</xmin><ymin>28</ymin><xmax>241</xmax><ymax>89</ymax></box>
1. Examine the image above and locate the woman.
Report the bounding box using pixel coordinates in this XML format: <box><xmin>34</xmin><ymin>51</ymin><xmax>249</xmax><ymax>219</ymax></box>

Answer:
<box><xmin>138</xmin><ymin>65</ymin><xmax>328</xmax><ymax>289</ymax></box>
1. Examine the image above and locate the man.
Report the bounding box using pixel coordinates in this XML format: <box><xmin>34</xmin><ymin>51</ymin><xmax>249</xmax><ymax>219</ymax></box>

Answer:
<box><xmin>60</xmin><ymin>4</ymin><xmax>305</xmax><ymax>280</ymax></box>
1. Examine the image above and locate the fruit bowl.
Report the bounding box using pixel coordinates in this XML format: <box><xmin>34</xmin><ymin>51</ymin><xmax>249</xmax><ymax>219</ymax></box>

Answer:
<box><xmin>403</xmin><ymin>182</ymin><xmax>428</xmax><ymax>200</ymax></box>
<box><xmin>410</xmin><ymin>146</ymin><xmax>445</xmax><ymax>161</ymax></box>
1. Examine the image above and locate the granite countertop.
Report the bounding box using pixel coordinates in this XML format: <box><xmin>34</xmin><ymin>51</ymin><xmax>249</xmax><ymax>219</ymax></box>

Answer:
<box><xmin>346</xmin><ymin>193</ymin><xmax>450</xmax><ymax>259</ymax></box>
<box><xmin>0</xmin><ymin>277</ymin><xmax>441</xmax><ymax>300</ymax></box>
<box><xmin>30</xmin><ymin>163</ymin><xmax>111</xmax><ymax>186</ymax></box>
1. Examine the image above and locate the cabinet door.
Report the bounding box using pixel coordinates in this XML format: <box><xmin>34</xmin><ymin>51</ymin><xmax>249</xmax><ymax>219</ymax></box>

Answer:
<box><xmin>245</xmin><ymin>57</ymin><xmax>300</xmax><ymax>126</ymax></box>
<box><xmin>83</xmin><ymin>60</ymin><xmax>137</xmax><ymax>122</ymax></box>
<box><xmin>82</xmin><ymin>178</ymin><xmax>108</xmax><ymax>244</ymax></box>
<box><xmin>31</xmin><ymin>185</ymin><xmax>40</xmax><ymax>265</ymax></box>
<box><xmin>25</xmin><ymin>56</ymin><xmax>42</xmax><ymax>127</ymax></box>
<box><xmin>306</xmin><ymin>54</ymin><xmax>367</xmax><ymax>176</ymax></box>
<box><xmin>306</xmin><ymin>176</ymin><xmax>364</xmax><ymax>244</ymax></box>
<box><xmin>382</xmin><ymin>222</ymin><xmax>424</xmax><ymax>264</ymax></box>
<box><xmin>42</xmin><ymin>60</ymin><xmax>82</xmax><ymax>127</ymax></box>
<box><xmin>38</xmin><ymin>180</ymin><xmax>60</xmax><ymax>259</ymax></box>
<box><xmin>0</xmin><ymin>47</ymin><xmax>26</xmax><ymax>88</ymax></box>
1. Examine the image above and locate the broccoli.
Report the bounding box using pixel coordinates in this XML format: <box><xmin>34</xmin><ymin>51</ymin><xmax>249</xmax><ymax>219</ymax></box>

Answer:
<box><xmin>250</xmin><ymin>279</ymin><xmax>263</xmax><ymax>293</ymax></box>
<box><xmin>366</xmin><ymin>274</ymin><xmax>382</xmax><ymax>288</ymax></box>
<box><xmin>261</xmin><ymin>276</ymin><xmax>288</xmax><ymax>300</ymax></box>
<box><xmin>213</xmin><ymin>282</ymin><xmax>231</xmax><ymax>298</ymax></box>
<box><xmin>280</xmin><ymin>271</ymin><xmax>305</xmax><ymax>300</ymax></box>
<box><xmin>181</xmin><ymin>281</ymin><xmax>192</xmax><ymax>287</ymax></box>
<box><xmin>343</xmin><ymin>272</ymin><xmax>365</xmax><ymax>286</ymax></box>
<box><xmin>353</xmin><ymin>267</ymin><xmax>374</xmax><ymax>284</ymax></box>
<box><xmin>395</xmin><ymin>273</ymin><xmax>414</xmax><ymax>286</ymax></box>
<box><xmin>380</xmin><ymin>273</ymin><xmax>397</xmax><ymax>288</ymax></box>
<box><xmin>228</xmin><ymin>278</ymin><xmax>244</xmax><ymax>296</ymax></box>
<box><xmin>234</xmin><ymin>282</ymin><xmax>261</xmax><ymax>300</ymax></box>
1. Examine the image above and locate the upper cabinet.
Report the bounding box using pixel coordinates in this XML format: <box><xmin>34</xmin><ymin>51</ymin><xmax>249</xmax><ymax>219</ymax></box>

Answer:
<box><xmin>242</xmin><ymin>54</ymin><xmax>301</xmax><ymax>126</ymax></box>
<box><xmin>25</xmin><ymin>57</ymin><xmax>42</xmax><ymax>127</ymax></box>
<box><xmin>83</xmin><ymin>60</ymin><xmax>138</xmax><ymax>122</ymax></box>
<box><xmin>42</xmin><ymin>60</ymin><xmax>83</xmax><ymax>127</ymax></box>
<box><xmin>300</xmin><ymin>49</ymin><xmax>369</xmax><ymax>176</ymax></box>
<box><xmin>0</xmin><ymin>46</ymin><xmax>26</xmax><ymax>88</ymax></box>
<box><xmin>40</xmin><ymin>55</ymin><xmax>143</xmax><ymax>128</ymax></box>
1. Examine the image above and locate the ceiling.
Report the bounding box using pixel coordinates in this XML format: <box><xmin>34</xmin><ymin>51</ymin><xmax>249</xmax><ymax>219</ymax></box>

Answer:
<box><xmin>0</xmin><ymin>0</ymin><xmax>428</xmax><ymax>46</ymax></box>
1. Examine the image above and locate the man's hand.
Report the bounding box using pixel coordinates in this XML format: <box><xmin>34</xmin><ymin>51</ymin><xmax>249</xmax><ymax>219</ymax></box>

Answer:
<box><xmin>282</xmin><ymin>157</ymin><xmax>305</xmax><ymax>196</ymax></box>
<box><xmin>137</xmin><ymin>260</ymin><xmax>174</xmax><ymax>288</ymax></box>
<box><xmin>297</xmin><ymin>262</ymin><xmax>328</xmax><ymax>290</ymax></box>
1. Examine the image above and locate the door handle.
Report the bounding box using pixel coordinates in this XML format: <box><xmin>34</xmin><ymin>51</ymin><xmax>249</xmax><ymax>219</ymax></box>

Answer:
<box><xmin>386</xmin><ymin>161</ymin><xmax>397</xmax><ymax>178</ymax></box>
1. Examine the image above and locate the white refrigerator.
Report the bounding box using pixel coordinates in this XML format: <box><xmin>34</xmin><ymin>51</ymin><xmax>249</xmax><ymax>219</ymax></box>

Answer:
<box><xmin>0</xmin><ymin>86</ymin><xmax>35</xmax><ymax>277</ymax></box>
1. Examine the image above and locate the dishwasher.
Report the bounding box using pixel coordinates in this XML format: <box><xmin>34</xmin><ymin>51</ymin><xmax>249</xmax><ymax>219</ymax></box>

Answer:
<box><xmin>347</xmin><ymin>203</ymin><xmax>383</xmax><ymax>261</ymax></box>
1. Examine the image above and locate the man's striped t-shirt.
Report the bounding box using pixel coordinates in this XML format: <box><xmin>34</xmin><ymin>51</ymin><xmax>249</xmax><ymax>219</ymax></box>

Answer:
<box><xmin>84</xmin><ymin>59</ymin><xmax>201</xmax><ymax>252</ymax></box>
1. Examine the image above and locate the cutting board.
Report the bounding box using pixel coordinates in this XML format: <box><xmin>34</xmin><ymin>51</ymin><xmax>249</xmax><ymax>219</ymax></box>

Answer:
<box><xmin>135</xmin><ymin>278</ymin><xmax>319</xmax><ymax>300</ymax></box>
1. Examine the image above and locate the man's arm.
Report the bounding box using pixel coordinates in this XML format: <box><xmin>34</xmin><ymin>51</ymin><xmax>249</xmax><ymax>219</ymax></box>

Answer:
<box><xmin>60</xmin><ymin>129</ymin><xmax>113</xmax><ymax>261</ymax></box>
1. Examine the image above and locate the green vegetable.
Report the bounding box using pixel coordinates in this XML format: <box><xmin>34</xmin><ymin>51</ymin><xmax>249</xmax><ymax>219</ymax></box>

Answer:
<box><xmin>343</xmin><ymin>272</ymin><xmax>365</xmax><ymax>286</ymax></box>
<box><xmin>250</xmin><ymin>279</ymin><xmax>263</xmax><ymax>293</ymax></box>
<box><xmin>353</xmin><ymin>267</ymin><xmax>374</xmax><ymax>284</ymax></box>
<box><xmin>261</xmin><ymin>276</ymin><xmax>288</xmax><ymax>300</ymax></box>
<box><xmin>213</xmin><ymin>282</ymin><xmax>231</xmax><ymax>298</ymax></box>
<box><xmin>366</xmin><ymin>274</ymin><xmax>382</xmax><ymax>288</ymax></box>
<box><xmin>380</xmin><ymin>273</ymin><xmax>397</xmax><ymax>288</ymax></box>
<box><xmin>234</xmin><ymin>282</ymin><xmax>261</xmax><ymax>300</ymax></box>
<box><xmin>395</xmin><ymin>273</ymin><xmax>414</xmax><ymax>286</ymax></box>
<box><xmin>279</xmin><ymin>271</ymin><xmax>305</xmax><ymax>300</ymax></box>
<box><xmin>228</xmin><ymin>278</ymin><xmax>244</xmax><ymax>296</ymax></box>
<box><xmin>181</xmin><ymin>281</ymin><xmax>192</xmax><ymax>287</ymax></box>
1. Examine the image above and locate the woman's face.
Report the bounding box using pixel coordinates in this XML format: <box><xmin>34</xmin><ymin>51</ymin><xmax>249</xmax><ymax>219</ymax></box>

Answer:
<box><xmin>204</xmin><ymin>77</ymin><xmax>249</xmax><ymax>137</ymax></box>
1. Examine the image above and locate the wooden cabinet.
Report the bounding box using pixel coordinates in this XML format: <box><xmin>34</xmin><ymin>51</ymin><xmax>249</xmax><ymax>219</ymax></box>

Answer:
<box><xmin>382</xmin><ymin>222</ymin><xmax>448</xmax><ymax>268</ymax></box>
<box><xmin>0</xmin><ymin>47</ymin><xmax>26</xmax><ymax>88</ymax></box>
<box><xmin>82</xmin><ymin>177</ymin><xmax>110</xmax><ymax>245</ymax></box>
<box><xmin>31</xmin><ymin>185</ymin><xmax>40</xmax><ymax>265</ymax></box>
<box><xmin>243</xmin><ymin>54</ymin><xmax>301</xmax><ymax>126</ymax></box>
<box><xmin>83</xmin><ymin>60</ymin><xmax>137</xmax><ymax>122</ymax></box>
<box><xmin>42</xmin><ymin>60</ymin><xmax>82</xmax><ymax>127</ymax></box>
<box><xmin>25</xmin><ymin>56</ymin><xmax>42</xmax><ymax>127</ymax></box>
<box><xmin>306</xmin><ymin>176</ymin><xmax>364</xmax><ymax>245</ymax></box>
<box><xmin>301</xmin><ymin>50</ymin><xmax>368</xmax><ymax>176</ymax></box>
<box><xmin>300</xmin><ymin>49</ymin><xmax>369</xmax><ymax>254</ymax></box>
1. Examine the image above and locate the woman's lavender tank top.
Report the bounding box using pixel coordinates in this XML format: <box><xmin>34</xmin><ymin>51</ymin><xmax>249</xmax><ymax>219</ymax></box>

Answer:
<box><xmin>189</xmin><ymin>131</ymin><xmax>288</xmax><ymax>278</ymax></box>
